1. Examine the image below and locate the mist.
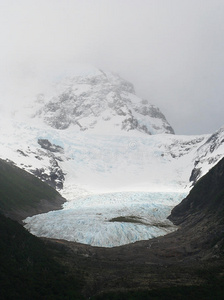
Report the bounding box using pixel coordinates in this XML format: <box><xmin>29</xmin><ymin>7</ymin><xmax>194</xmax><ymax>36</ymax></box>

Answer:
<box><xmin>1</xmin><ymin>0</ymin><xmax>224</xmax><ymax>134</ymax></box>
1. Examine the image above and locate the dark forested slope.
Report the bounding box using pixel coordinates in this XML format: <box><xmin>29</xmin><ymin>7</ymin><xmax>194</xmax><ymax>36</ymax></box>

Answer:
<box><xmin>0</xmin><ymin>159</ymin><xmax>65</xmax><ymax>223</ymax></box>
<box><xmin>168</xmin><ymin>157</ymin><xmax>224</xmax><ymax>257</ymax></box>
<box><xmin>0</xmin><ymin>160</ymin><xmax>83</xmax><ymax>299</ymax></box>
<box><xmin>0</xmin><ymin>213</ymin><xmax>84</xmax><ymax>299</ymax></box>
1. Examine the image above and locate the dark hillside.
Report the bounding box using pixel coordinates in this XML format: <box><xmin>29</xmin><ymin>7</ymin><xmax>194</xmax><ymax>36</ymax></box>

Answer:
<box><xmin>0</xmin><ymin>159</ymin><xmax>65</xmax><ymax>223</ymax></box>
<box><xmin>168</xmin><ymin>157</ymin><xmax>224</xmax><ymax>256</ymax></box>
<box><xmin>1</xmin><ymin>156</ymin><xmax>224</xmax><ymax>299</ymax></box>
<box><xmin>0</xmin><ymin>213</ymin><xmax>84</xmax><ymax>299</ymax></box>
<box><xmin>170</xmin><ymin>157</ymin><xmax>224</xmax><ymax>225</ymax></box>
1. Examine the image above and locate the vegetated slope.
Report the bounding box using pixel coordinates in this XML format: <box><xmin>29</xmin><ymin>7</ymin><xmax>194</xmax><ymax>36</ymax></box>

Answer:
<box><xmin>168</xmin><ymin>156</ymin><xmax>224</xmax><ymax>257</ymax></box>
<box><xmin>0</xmin><ymin>158</ymin><xmax>65</xmax><ymax>223</ymax></box>
<box><xmin>0</xmin><ymin>161</ymin><xmax>83</xmax><ymax>299</ymax></box>
<box><xmin>0</xmin><ymin>213</ymin><xmax>84</xmax><ymax>300</ymax></box>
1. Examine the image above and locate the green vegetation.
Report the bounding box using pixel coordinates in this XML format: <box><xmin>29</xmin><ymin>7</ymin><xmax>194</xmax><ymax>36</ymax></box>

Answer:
<box><xmin>0</xmin><ymin>213</ymin><xmax>84</xmax><ymax>299</ymax></box>
<box><xmin>0</xmin><ymin>159</ymin><xmax>63</xmax><ymax>219</ymax></box>
<box><xmin>91</xmin><ymin>283</ymin><xmax>224</xmax><ymax>300</ymax></box>
<box><xmin>0</xmin><ymin>159</ymin><xmax>84</xmax><ymax>298</ymax></box>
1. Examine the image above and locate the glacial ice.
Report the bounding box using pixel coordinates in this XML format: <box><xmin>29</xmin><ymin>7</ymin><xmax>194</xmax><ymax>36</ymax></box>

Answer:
<box><xmin>24</xmin><ymin>191</ymin><xmax>186</xmax><ymax>247</ymax></box>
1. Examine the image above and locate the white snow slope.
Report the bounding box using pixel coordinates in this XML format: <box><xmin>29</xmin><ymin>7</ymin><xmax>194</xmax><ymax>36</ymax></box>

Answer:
<box><xmin>1</xmin><ymin>66</ymin><xmax>224</xmax><ymax>247</ymax></box>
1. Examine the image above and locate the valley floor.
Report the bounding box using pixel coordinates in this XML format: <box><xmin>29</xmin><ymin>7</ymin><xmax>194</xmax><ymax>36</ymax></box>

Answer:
<box><xmin>43</xmin><ymin>236</ymin><xmax>224</xmax><ymax>299</ymax></box>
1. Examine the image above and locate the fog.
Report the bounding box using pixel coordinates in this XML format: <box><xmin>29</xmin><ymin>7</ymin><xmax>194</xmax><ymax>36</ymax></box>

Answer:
<box><xmin>1</xmin><ymin>0</ymin><xmax>224</xmax><ymax>134</ymax></box>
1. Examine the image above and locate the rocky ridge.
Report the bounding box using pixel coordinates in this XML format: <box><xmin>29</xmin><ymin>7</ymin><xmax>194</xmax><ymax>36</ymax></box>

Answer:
<box><xmin>35</xmin><ymin>69</ymin><xmax>174</xmax><ymax>135</ymax></box>
<box><xmin>190</xmin><ymin>126</ymin><xmax>224</xmax><ymax>186</ymax></box>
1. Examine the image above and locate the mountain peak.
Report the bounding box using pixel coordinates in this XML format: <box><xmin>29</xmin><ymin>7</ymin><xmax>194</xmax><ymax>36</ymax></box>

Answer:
<box><xmin>35</xmin><ymin>68</ymin><xmax>174</xmax><ymax>135</ymax></box>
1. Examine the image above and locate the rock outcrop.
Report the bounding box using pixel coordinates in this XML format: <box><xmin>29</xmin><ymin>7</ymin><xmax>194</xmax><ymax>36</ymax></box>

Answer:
<box><xmin>36</xmin><ymin>68</ymin><xmax>174</xmax><ymax>135</ymax></box>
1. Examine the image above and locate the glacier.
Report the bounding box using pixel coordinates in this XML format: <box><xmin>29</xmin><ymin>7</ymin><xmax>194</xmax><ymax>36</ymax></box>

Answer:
<box><xmin>24</xmin><ymin>191</ymin><xmax>186</xmax><ymax>247</ymax></box>
<box><xmin>1</xmin><ymin>65</ymin><xmax>224</xmax><ymax>247</ymax></box>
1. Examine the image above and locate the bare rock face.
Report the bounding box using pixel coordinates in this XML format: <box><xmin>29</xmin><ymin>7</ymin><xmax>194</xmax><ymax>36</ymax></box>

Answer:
<box><xmin>33</xmin><ymin>139</ymin><xmax>65</xmax><ymax>190</ymax></box>
<box><xmin>38</xmin><ymin>139</ymin><xmax>64</xmax><ymax>153</ymax></box>
<box><xmin>15</xmin><ymin>139</ymin><xmax>65</xmax><ymax>190</ymax></box>
<box><xmin>31</xmin><ymin>159</ymin><xmax>65</xmax><ymax>190</ymax></box>
<box><xmin>189</xmin><ymin>126</ymin><xmax>224</xmax><ymax>186</ymax></box>
<box><xmin>36</xmin><ymin>68</ymin><xmax>174</xmax><ymax>135</ymax></box>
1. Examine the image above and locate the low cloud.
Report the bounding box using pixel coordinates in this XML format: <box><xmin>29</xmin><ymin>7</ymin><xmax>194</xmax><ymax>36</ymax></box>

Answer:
<box><xmin>1</xmin><ymin>0</ymin><xmax>224</xmax><ymax>134</ymax></box>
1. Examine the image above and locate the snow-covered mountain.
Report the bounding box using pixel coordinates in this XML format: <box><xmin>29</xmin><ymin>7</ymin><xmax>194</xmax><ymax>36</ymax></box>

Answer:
<box><xmin>34</xmin><ymin>68</ymin><xmax>174</xmax><ymax>135</ymax></box>
<box><xmin>1</xmin><ymin>64</ymin><xmax>224</xmax><ymax>195</ymax></box>
<box><xmin>1</xmin><ymin>65</ymin><xmax>224</xmax><ymax>247</ymax></box>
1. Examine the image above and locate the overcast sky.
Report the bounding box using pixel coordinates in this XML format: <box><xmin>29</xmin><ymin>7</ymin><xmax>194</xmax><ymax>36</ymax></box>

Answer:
<box><xmin>1</xmin><ymin>0</ymin><xmax>224</xmax><ymax>135</ymax></box>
